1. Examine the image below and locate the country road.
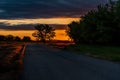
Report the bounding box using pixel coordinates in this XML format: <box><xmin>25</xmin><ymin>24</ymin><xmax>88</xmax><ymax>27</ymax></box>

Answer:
<box><xmin>23</xmin><ymin>44</ymin><xmax>120</xmax><ymax>80</ymax></box>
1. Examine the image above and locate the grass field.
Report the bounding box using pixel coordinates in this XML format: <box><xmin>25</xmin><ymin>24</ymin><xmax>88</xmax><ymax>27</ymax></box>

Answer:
<box><xmin>63</xmin><ymin>44</ymin><xmax>120</xmax><ymax>62</ymax></box>
<box><xmin>0</xmin><ymin>42</ymin><xmax>25</xmax><ymax>80</ymax></box>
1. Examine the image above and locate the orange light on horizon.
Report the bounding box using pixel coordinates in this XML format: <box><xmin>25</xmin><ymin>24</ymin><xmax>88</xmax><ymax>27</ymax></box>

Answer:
<box><xmin>0</xmin><ymin>29</ymin><xmax>69</xmax><ymax>41</ymax></box>
<box><xmin>54</xmin><ymin>30</ymin><xmax>69</xmax><ymax>40</ymax></box>
<box><xmin>0</xmin><ymin>30</ymin><xmax>35</xmax><ymax>39</ymax></box>
<box><xmin>0</xmin><ymin>17</ymin><xmax>78</xmax><ymax>41</ymax></box>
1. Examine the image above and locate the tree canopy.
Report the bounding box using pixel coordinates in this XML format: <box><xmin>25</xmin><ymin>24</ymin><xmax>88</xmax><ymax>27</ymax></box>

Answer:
<box><xmin>0</xmin><ymin>35</ymin><xmax>21</xmax><ymax>41</ymax></box>
<box><xmin>22</xmin><ymin>36</ymin><xmax>31</xmax><ymax>42</ymax></box>
<box><xmin>67</xmin><ymin>0</ymin><xmax>120</xmax><ymax>45</ymax></box>
<box><xmin>32</xmin><ymin>24</ymin><xmax>55</xmax><ymax>42</ymax></box>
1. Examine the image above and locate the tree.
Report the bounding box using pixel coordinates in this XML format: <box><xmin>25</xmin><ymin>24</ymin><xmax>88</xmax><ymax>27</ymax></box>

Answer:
<box><xmin>5</xmin><ymin>35</ymin><xmax>14</xmax><ymax>41</ymax></box>
<box><xmin>67</xmin><ymin>0</ymin><xmax>120</xmax><ymax>45</ymax></box>
<box><xmin>0</xmin><ymin>35</ymin><xmax>5</xmax><ymax>41</ymax></box>
<box><xmin>32</xmin><ymin>24</ymin><xmax>55</xmax><ymax>42</ymax></box>
<box><xmin>22</xmin><ymin>36</ymin><xmax>31</xmax><ymax>42</ymax></box>
<box><xmin>67</xmin><ymin>21</ymin><xmax>82</xmax><ymax>43</ymax></box>
<box><xmin>14</xmin><ymin>36</ymin><xmax>21</xmax><ymax>41</ymax></box>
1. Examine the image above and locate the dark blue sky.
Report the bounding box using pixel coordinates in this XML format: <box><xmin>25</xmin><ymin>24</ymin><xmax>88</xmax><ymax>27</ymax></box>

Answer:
<box><xmin>0</xmin><ymin>0</ymin><xmax>109</xmax><ymax>30</ymax></box>
<box><xmin>0</xmin><ymin>0</ymin><xmax>108</xmax><ymax>19</ymax></box>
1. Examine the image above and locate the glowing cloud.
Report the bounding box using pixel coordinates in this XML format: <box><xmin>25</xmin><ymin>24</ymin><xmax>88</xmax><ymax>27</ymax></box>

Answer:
<box><xmin>0</xmin><ymin>18</ymin><xmax>80</xmax><ymax>26</ymax></box>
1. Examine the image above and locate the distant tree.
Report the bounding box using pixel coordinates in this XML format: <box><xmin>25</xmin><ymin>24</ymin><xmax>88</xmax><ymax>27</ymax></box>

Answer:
<box><xmin>22</xmin><ymin>36</ymin><xmax>31</xmax><ymax>42</ymax></box>
<box><xmin>32</xmin><ymin>24</ymin><xmax>55</xmax><ymax>43</ymax></box>
<box><xmin>14</xmin><ymin>36</ymin><xmax>21</xmax><ymax>41</ymax></box>
<box><xmin>5</xmin><ymin>35</ymin><xmax>14</xmax><ymax>41</ymax></box>
<box><xmin>0</xmin><ymin>35</ymin><xmax>5</xmax><ymax>41</ymax></box>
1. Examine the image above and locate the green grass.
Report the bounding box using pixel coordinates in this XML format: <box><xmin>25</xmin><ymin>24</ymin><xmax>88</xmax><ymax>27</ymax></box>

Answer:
<box><xmin>64</xmin><ymin>44</ymin><xmax>120</xmax><ymax>62</ymax></box>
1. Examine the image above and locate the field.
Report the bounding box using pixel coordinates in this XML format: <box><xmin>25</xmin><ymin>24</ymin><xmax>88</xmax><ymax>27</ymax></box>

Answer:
<box><xmin>47</xmin><ymin>41</ymin><xmax>120</xmax><ymax>62</ymax></box>
<box><xmin>0</xmin><ymin>42</ymin><xmax>25</xmax><ymax>80</ymax></box>
<box><xmin>63</xmin><ymin>44</ymin><xmax>120</xmax><ymax>62</ymax></box>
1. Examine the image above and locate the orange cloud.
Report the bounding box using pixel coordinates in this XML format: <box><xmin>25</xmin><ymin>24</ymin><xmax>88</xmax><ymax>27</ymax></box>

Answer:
<box><xmin>0</xmin><ymin>18</ymin><xmax>80</xmax><ymax>26</ymax></box>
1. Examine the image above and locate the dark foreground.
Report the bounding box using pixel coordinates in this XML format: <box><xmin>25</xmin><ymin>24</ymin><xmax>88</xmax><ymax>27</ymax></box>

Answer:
<box><xmin>0</xmin><ymin>42</ymin><xmax>24</xmax><ymax>80</ymax></box>
<box><xmin>23</xmin><ymin>44</ymin><xmax>120</xmax><ymax>80</ymax></box>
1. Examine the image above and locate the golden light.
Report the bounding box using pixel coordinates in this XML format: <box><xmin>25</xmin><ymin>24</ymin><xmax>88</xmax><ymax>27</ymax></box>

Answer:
<box><xmin>0</xmin><ymin>18</ymin><xmax>80</xmax><ymax>25</ymax></box>
<box><xmin>0</xmin><ymin>29</ymin><xmax>69</xmax><ymax>41</ymax></box>
<box><xmin>0</xmin><ymin>17</ymin><xmax>80</xmax><ymax>41</ymax></box>
<box><xmin>54</xmin><ymin>30</ymin><xmax>69</xmax><ymax>40</ymax></box>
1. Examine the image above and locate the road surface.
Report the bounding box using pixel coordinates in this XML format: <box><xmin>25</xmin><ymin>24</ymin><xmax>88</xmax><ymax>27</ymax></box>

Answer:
<box><xmin>23</xmin><ymin>44</ymin><xmax>120</xmax><ymax>80</ymax></box>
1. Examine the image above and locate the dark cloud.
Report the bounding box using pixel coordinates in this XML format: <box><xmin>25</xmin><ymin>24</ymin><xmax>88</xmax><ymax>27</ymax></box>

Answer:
<box><xmin>0</xmin><ymin>23</ymin><xmax>66</xmax><ymax>30</ymax></box>
<box><xmin>0</xmin><ymin>0</ymin><xmax>108</xmax><ymax>30</ymax></box>
<box><xmin>0</xmin><ymin>0</ymin><xmax>108</xmax><ymax>19</ymax></box>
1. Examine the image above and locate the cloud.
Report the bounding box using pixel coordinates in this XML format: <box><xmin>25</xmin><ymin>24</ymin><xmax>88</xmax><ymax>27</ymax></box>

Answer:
<box><xmin>0</xmin><ymin>0</ymin><xmax>108</xmax><ymax>30</ymax></box>
<box><xmin>0</xmin><ymin>17</ymin><xmax>79</xmax><ymax>30</ymax></box>
<box><xmin>0</xmin><ymin>18</ymin><xmax>80</xmax><ymax>25</ymax></box>
<box><xmin>0</xmin><ymin>0</ymin><xmax>108</xmax><ymax>19</ymax></box>
<box><xmin>0</xmin><ymin>23</ymin><xmax>66</xmax><ymax>30</ymax></box>
<box><xmin>0</xmin><ymin>9</ymin><xmax>5</xmax><ymax>13</ymax></box>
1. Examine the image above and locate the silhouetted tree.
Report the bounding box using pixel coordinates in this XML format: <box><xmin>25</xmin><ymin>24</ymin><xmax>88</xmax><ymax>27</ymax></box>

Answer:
<box><xmin>14</xmin><ymin>36</ymin><xmax>21</xmax><ymax>41</ymax></box>
<box><xmin>22</xmin><ymin>36</ymin><xmax>31</xmax><ymax>42</ymax></box>
<box><xmin>0</xmin><ymin>35</ymin><xmax>5</xmax><ymax>41</ymax></box>
<box><xmin>67</xmin><ymin>0</ymin><xmax>120</xmax><ymax>45</ymax></box>
<box><xmin>67</xmin><ymin>21</ymin><xmax>82</xmax><ymax>43</ymax></box>
<box><xmin>0</xmin><ymin>35</ymin><xmax>24</xmax><ymax>42</ymax></box>
<box><xmin>5</xmin><ymin>35</ymin><xmax>14</xmax><ymax>41</ymax></box>
<box><xmin>32</xmin><ymin>24</ymin><xmax>55</xmax><ymax>43</ymax></box>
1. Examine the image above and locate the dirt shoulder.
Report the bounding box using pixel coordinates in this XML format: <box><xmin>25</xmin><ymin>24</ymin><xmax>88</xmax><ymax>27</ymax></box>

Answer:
<box><xmin>0</xmin><ymin>42</ymin><xmax>25</xmax><ymax>80</ymax></box>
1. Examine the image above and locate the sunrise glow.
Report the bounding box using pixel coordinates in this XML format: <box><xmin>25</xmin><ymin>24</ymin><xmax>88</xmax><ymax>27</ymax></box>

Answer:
<box><xmin>0</xmin><ymin>0</ymin><xmax>107</xmax><ymax>41</ymax></box>
<box><xmin>0</xmin><ymin>29</ymin><xmax>69</xmax><ymax>41</ymax></box>
<box><xmin>0</xmin><ymin>18</ymin><xmax>80</xmax><ymax>40</ymax></box>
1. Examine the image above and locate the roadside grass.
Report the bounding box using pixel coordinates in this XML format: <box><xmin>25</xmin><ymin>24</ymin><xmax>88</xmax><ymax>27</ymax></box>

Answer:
<box><xmin>0</xmin><ymin>42</ymin><xmax>25</xmax><ymax>80</ymax></box>
<box><xmin>64</xmin><ymin>44</ymin><xmax>120</xmax><ymax>62</ymax></box>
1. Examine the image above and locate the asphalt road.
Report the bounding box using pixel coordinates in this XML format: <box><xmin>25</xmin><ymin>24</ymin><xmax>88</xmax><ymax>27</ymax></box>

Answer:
<box><xmin>23</xmin><ymin>44</ymin><xmax>120</xmax><ymax>80</ymax></box>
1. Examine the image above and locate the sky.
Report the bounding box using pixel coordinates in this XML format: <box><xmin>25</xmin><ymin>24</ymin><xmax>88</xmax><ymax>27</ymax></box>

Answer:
<box><xmin>0</xmin><ymin>0</ymin><xmax>108</xmax><ymax>40</ymax></box>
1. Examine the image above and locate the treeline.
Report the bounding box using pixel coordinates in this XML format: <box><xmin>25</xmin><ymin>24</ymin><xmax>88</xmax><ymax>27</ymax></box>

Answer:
<box><xmin>0</xmin><ymin>35</ymin><xmax>31</xmax><ymax>42</ymax></box>
<box><xmin>67</xmin><ymin>0</ymin><xmax>120</xmax><ymax>45</ymax></box>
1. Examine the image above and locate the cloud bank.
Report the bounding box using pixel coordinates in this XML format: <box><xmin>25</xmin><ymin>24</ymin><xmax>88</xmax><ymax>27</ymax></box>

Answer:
<box><xmin>0</xmin><ymin>0</ymin><xmax>108</xmax><ymax>19</ymax></box>
<box><xmin>0</xmin><ymin>0</ymin><xmax>108</xmax><ymax>30</ymax></box>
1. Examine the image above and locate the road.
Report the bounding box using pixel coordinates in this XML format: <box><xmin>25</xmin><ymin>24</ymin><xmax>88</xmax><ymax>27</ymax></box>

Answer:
<box><xmin>23</xmin><ymin>44</ymin><xmax>120</xmax><ymax>80</ymax></box>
